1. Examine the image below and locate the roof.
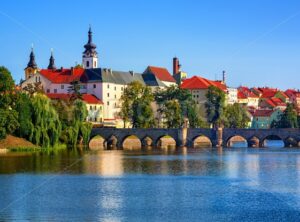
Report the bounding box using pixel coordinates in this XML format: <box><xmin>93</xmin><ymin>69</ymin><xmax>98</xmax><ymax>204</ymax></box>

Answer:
<box><xmin>40</xmin><ymin>68</ymin><xmax>85</xmax><ymax>84</ymax></box>
<box><xmin>238</xmin><ymin>86</ymin><xmax>259</xmax><ymax>98</ymax></box>
<box><xmin>181</xmin><ymin>76</ymin><xmax>227</xmax><ymax>91</ymax></box>
<box><xmin>142</xmin><ymin>72</ymin><xmax>166</xmax><ymax>87</ymax></box>
<box><xmin>46</xmin><ymin>93</ymin><xmax>103</xmax><ymax>104</ymax></box>
<box><xmin>237</xmin><ymin>91</ymin><xmax>247</xmax><ymax>99</ymax></box>
<box><xmin>253</xmin><ymin>109</ymin><xmax>275</xmax><ymax>117</ymax></box>
<box><xmin>145</xmin><ymin>66</ymin><xmax>176</xmax><ymax>82</ymax></box>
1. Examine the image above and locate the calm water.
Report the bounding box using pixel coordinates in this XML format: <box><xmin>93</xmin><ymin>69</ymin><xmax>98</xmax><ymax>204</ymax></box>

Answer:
<box><xmin>1</xmin><ymin>146</ymin><xmax>300</xmax><ymax>221</ymax></box>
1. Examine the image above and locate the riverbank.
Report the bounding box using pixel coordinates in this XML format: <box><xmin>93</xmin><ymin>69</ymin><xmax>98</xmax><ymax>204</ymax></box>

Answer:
<box><xmin>0</xmin><ymin>135</ymin><xmax>39</xmax><ymax>151</ymax></box>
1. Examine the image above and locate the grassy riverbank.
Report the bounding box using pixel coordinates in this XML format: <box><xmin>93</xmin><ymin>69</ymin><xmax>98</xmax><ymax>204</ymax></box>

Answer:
<box><xmin>0</xmin><ymin>135</ymin><xmax>70</xmax><ymax>153</ymax></box>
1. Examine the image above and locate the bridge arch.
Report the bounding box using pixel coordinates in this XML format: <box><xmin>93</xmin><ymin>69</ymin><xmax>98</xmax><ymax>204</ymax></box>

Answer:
<box><xmin>226</xmin><ymin>135</ymin><xmax>248</xmax><ymax>148</ymax></box>
<box><xmin>121</xmin><ymin>135</ymin><xmax>142</xmax><ymax>150</ymax></box>
<box><xmin>156</xmin><ymin>135</ymin><xmax>176</xmax><ymax>149</ymax></box>
<box><xmin>192</xmin><ymin>135</ymin><xmax>212</xmax><ymax>148</ymax></box>
<box><xmin>261</xmin><ymin>135</ymin><xmax>284</xmax><ymax>148</ymax></box>
<box><xmin>89</xmin><ymin>135</ymin><xmax>106</xmax><ymax>150</ymax></box>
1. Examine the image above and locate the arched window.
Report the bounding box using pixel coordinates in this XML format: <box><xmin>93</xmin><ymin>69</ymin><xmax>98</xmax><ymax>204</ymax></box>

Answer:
<box><xmin>86</xmin><ymin>61</ymin><xmax>90</xmax><ymax>67</ymax></box>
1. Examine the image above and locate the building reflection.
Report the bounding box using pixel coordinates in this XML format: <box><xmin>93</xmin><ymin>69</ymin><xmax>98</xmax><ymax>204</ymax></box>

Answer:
<box><xmin>82</xmin><ymin>151</ymin><xmax>124</xmax><ymax>176</ymax></box>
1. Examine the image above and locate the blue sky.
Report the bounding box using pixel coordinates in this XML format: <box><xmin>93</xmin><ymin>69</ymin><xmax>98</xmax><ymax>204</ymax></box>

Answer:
<box><xmin>1</xmin><ymin>0</ymin><xmax>300</xmax><ymax>89</ymax></box>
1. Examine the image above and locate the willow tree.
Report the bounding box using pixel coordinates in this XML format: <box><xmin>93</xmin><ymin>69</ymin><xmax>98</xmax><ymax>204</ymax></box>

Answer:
<box><xmin>30</xmin><ymin>94</ymin><xmax>62</xmax><ymax>147</ymax></box>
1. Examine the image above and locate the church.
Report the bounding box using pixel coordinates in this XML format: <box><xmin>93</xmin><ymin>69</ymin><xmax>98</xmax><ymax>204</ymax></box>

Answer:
<box><xmin>21</xmin><ymin>27</ymin><xmax>179</xmax><ymax>127</ymax></box>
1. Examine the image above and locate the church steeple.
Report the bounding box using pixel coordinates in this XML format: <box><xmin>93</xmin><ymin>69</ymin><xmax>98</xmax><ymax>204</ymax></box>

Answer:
<box><xmin>24</xmin><ymin>46</ymin><xmax>39</xmax><ymax>80</ymax></box>
<box><xmin>82</xmin><ymin>26</ymin><xmax>98</xmax><ymax>69</ymax></box>
<box><xmin>47</xmin><ymin>49</ymin><xmax>56</xmax><ymax>70</ymax></box>
<box><xmin>27</xmin><ymin>47</ymin><xmax>37</xmax><ymax>69</ymax></box>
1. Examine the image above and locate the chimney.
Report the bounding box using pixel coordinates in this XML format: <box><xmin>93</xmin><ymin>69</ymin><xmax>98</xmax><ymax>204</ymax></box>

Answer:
<box><xmin>173</xmin><ymin>57</ymin><xmax>180</xmax><ymax>75</ymax></box>
<box><xmin>71</xmin><ymin>67</ymin><xmax>74</xmax><ymax>75</ymax></box>
<box><xmin>129</xmin><ymin>70</ymin><xmax>134</xmax><ymax>76</ymax></box>
<box><xmin>222</xmin><ymin>70</ymin><xmax>226</xmax><ymax>83</ymax></box>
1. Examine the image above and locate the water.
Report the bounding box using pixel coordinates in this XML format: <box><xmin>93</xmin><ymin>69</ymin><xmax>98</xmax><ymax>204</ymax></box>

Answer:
<box><xmin>1</xmin><ymin>147</ymin><xmax>300</xmax><ymax>221</ymax></box>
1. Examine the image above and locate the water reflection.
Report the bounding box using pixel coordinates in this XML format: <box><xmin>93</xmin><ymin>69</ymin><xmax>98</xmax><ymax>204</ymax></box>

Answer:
<box><xmin>1</xmin><ymin>148</ymin><xmax>300</xmax><ymax>221</ymax></box>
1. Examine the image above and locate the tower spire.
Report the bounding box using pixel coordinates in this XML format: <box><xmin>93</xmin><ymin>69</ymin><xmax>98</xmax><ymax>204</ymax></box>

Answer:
<box><xmin>27</xmin><ymin>46</ymin><xmax>37</xmax><ymax>69</ymax></box>
<box><xmin>48</xmin><ymin>48</ymin><xmax>56</xmax><ymax>70</ymax></box>
<box><xmin>82</xmin><ymin>25</ymin><xmax>98</xmax><ymax>69</ymax></box>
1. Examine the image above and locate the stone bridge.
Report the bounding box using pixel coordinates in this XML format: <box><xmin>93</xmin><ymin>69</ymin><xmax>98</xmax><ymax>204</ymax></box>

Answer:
<box><xmin>89</xmin><ymin>128</ymin><xmax>300</xmax><ymax>149</ymax></box>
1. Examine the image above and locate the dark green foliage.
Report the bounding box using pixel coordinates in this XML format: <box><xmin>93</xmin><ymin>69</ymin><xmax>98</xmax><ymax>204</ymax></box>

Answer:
<box><xmin>155</xmin><ymin>85</ymin><xmax>204</xmax><ymax>128</ymax></box>
<box><xmin>0</xmin><ymin>66</ymin><xmax>15</xmax><ymax>108</ymax></box>
<box><xmin>272</xmin><ymin>103</ymin><xmax>298</xmax><ymax>128</ymax></box>
<box><xmin>224</xmin><ymin>103</ymin><xmax>250</xmax><ymax>128</ymax></box>
<box><xmin>68</xmin><ymin>80</ymin><xmax>82</xmax><ymax>101</ymax></box>
<box><xmin>205</xmin><ymin>86</ymin><xmax>226</xmax><ymax>127</ymax></box>
<box><xmin>0</xmin><ymin>108</ymin><xmax>19</xmax><ymax>139</ymax></box>
<box><xmin>14</xmin><ymin>93</ymin><xmax>34</xmax><ymax>138</ymax></box>
<box><xmin>120</xmin><ymin>81</ymin><xmax>155</xmax><ymax>128</ymax></box>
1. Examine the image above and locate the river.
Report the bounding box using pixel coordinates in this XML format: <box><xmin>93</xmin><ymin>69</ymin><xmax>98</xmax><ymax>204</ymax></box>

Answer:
<box><xmin>1</xmin><ymin>146</ymin><xmax>300</xmax><ymax>221</ymax></box>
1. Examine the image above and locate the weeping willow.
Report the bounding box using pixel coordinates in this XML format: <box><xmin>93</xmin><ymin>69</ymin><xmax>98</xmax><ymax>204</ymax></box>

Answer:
<box><xmin>29</xmin><ymin>94</ymin><xmax>62</xmax><ymax>147</ymax></box>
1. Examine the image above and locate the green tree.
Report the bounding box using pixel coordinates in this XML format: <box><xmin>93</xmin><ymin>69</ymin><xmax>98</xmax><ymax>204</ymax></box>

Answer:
<box><xmin>30</xmin><ymin>94</ymin><xmax>62</xmax><ymax>147</ymax></box>
<box><xmin>159</xmin><ymin>100</ymin><xmax>181</xmax><ymax>128</ymax></box>
<box><xmin>205</xmin><ymin>86</ymin><xmax>226</xmax><ymax>127</ymax></box>
<box><xmin>120</xmin><ymin>81</ymin><xmax>154</xmax><ymax>128</ymax></box>
<box><xmin>0</xmin><ymin>109</ymin><xmax>19</xmax><ymax>139</ymax></box>
<box><xmin>14</xmin><ymin>93</ymin><xmax>34</xmax><ymax>138</ymax></box>
<box><xmin>0</xmin><ymin>66</ymin><xmax>15</xmax><ymax>108</ymax></box>
<box><xmin>274</xmin><ymin>103</ymin><xmax>298</xmax><ymax>128</ymax></box>
<box><xmin>224</xmin><ymin>103</ymin><xmax>250</xmax><ymax>128</ymax></box>
<box><xmin>68</xmin><ymin>80</ymin><xmax>82</xmax><ymax>101</ymax></box>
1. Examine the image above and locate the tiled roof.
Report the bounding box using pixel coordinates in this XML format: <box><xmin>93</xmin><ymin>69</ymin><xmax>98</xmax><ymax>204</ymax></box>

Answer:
<box><xmin>253</xmin><ymin>109</ymin><xmax>274</xmax><ymax>117</ymax></box>
<box><xmin>40</xmin><ymin>68</ymin><xmax>85</xmax><ymax>84</ymax></box>
<box><xmin>181</xmin><ymin>76</ymin><xmax>227</xmax><ymax>91</ymax></box>
<box><xmin>46</xmin><ymin>93</ymin><xmax>103</xmax><ymax>104</ymax></box>
<box><xmin>238</xmin><ymin>86</ymin><xmax>259</xmax><ymax>98</ymax></box>
<box><xmin>237</xmin><ymin>91</ymin><xmax>247</xmax><ymax>99</ymax></box>
<box><xmin>146</xmin><ymin>66</ymin><xmax>176</xmax><ymax>82</ymax></box>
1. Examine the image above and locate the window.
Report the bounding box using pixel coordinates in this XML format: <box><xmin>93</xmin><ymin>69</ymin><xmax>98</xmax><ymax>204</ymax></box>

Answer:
<box><xmin>95</xmin><ymin>117</ymin><xmax>97</xmax><ymax>122</ymax></box>
<box><xmin>61</xmin><ymin>85</ymin><xmax>64</xmax><ymax>89</ymax></box>
<box><xmin>90</xmin><ymin>106</ymin><xmax>92</xmax><ymax>110</ymax></box>
<box><xmin>114</xmin><ymin>86</ymin><xmax>116</xmax><ymax>91</ymax></box>
<box><xmin>107</xmin><ymin>101</ymin><xmax>109</xmax><ymax>106</ymax></box>
<box><xmin>35</xmin><ymin>76</ymin><xmax>38</xmax><ymax>82</ymax></box>
<box><xmin>115</xmin><ymin>95</ymin><xmax>117</xmax><ymax>99</ymax></box>
<box><xmin>47</xmin><ymin>89</ymin><xmax>50</xmax><ymax>93</ymax></box>
<box><xmin>107</xmin><ymin>93</ymin><xmax>110</xmax><ymax>97</ymax></box>
<box><xmin>94</xmin><ymin>61</ymin><xmax>96</xmax><ymax>67</ymax></box>
<box><xmin>121</xmin><ymin>87</ymin><xmax>124</xmax><ymax>91</ymax></box>
<box><xmin>54</xmin><ymin>89</ymin><xmax>57</xmax><ymax>93</ymax></box>
<box><xmin>115</xmin><ymin>102</ymin><xmax>117</xmax><ymax>108</ymax></box>
<box><xmin>86</xmin><ymin>61</ymin><xmax>90</xmax><ymax>67</ymax></box>
<box><xmin>38</xmin><ymin>76</ymin><xmax>41</xmax><ymax>82</ymax></box>
<box><xmin>93</xmin><ymin>84</ymin><xmax>96</xmax><ymax>89</ymax></box>
<box><xmin>107</xmin><ymin>84</ymin><xmax>110</xmax><ymax>89</ymax></box>
<box><xmin>94</xmin><ymin>106</ymin><xmax>97</xmax><ymax>110</ymax></box>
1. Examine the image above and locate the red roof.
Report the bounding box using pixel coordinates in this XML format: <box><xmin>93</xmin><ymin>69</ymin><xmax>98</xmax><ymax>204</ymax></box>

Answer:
<box><xmin>253</xmin><ymin>109</ymin><xmax>274</xmax><ymax>117</ymax></box>
<box><xmin>40</xmin><ymin>68</ymin><xmax>85</xmax><ymax>84</ymax></box>
<box><xmin>46</xmin><ymin>93</ymin><xmax>103</xmax><ymax>104</ymax></box>
<box><xmin>238</xmin><ymin>86</ymin><xmax>259</xmax><ymax>98</ymax></box>
<box><xmin>147</xmin><ymin>66</ymin><xmax>176</xmax><ymax>82</ymax></box>
<box><xmin>237</xmin><ymin>91</ymin><xmax>247</xmax><ymax>99</ymax></box>
<box><xmin>181</xmin><ymin>76</ymin><xmax>227</xmax><ymax>91</ymax></box>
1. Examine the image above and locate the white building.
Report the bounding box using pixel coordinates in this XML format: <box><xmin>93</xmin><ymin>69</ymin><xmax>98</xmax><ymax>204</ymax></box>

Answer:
<box><xmin>227</xmin><ymin>87</ymin><xmax>238</xmax><ymax>105</ymax></box>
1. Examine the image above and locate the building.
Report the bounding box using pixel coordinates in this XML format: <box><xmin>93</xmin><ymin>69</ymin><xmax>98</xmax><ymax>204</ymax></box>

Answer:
<box><xmin>172</xmin><ymin>57</ymin><xmax>187</xmax><ymax>85</ymax></box>
<box><xmin>285</xmin><ymin>89</ymin><xmax>300</xmax><ymax>114</ymax></box>
<box><xmin>181</xmin><ymin>75</ymin><xmax>227</xmax><ymax>106</ymax></box>
<box><xmin>237</xmin><ymin>87</ymin><xmax>259</xmax><ymax>108</ymax></box>
<box><xmin>251</xmin><ymin>109</ymin><xmax>282</xmax><ymax>129</ymax></box>
<box><xmin>21</xmin><ymin>27</ymin><xmax>176</xmax><ymax>127</ymax></box>
<box><xmin>227</xmin><ymin>87</ymin><xmax>238</xmax><ymax>105</ymax></box>
<box><xmin>259</xmin><ymin>97</ymin><xmax>286</xmax><ymax>111</ymax></box>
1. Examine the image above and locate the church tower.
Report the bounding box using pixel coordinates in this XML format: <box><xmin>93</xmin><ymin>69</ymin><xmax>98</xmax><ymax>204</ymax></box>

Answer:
<box><xmin>82</xmin><ymin>26</ymin><xmax>98</xmax><ymax>69</ymax></box>
<box><xmin>24</xmin><ymin>47</ymin><xmax>38</xmax><ymax>80</ymax></box>
<box><xmin>47</xmin><ymin>49</ymin><xmax>57</xmax><ymax>70</ymax></box>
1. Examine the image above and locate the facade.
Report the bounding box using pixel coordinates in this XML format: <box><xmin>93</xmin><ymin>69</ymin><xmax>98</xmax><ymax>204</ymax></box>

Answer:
<box><xmin>227</xmin><ymin>87</ymin><xmax>238</xmax><ymax>105</ymax></box>
<box><xmin>251</xmin><ymin>109</ymin><xmax>282</xmax><ymax>129</ymax></box>
<box><xmin>237</xmin><ymin>87</ymin><xmax>259</xmax><ymax>108</ymax></box>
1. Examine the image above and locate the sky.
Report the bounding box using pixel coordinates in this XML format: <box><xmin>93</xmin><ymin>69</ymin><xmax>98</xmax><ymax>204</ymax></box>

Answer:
<box><xmin>1</xmin><ymin>0</ymin><xmax>300</xmax><ymax>89</ymax></box>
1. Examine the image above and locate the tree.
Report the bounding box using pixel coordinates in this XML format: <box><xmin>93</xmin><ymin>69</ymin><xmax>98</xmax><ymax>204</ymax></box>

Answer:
<box><xmin>30</xmin><ymin>94</ymin><xmax>62</xmax><ymax>147</ymax></box>
<box><xmin>119</xmin><ymin>81</ymin><xmax>154</xmax><ymax>128</ymax></box>
<box><xmin>159</xmin><ymin>100</ymin><xmax>181</xmax><ymax>128</ymax></box>
<box><xmin>14</xmin><ymin>93</ymin><xmax>34</xmax><ymax>138</ymax></box>
<box><xmin>0</xmin><ymin>109</ymin><xmax>19</xmax><ymax>139</ymax></box>
<box><xmin>68</xmin><ymin>80</ymin><xmax>82</xmax><ymax>101</ymax></box>
<box><xmin>205</xmin><ymin>86</ymin><xmax>226</xmax><ymax>127</ymax></box>
<box><xmin>0</xmin><ymin>66</ymin><xmax>15</xmax><ymax>108</ymax></box>
<box><xmin>224</xmin><ymin>103</ymin><xmax>250</xmax><ymax>128</ymax></box>
<box><xmin>154</xmin><ymin>85</ymin><xmax>204</xmax><ymax>128</ymax></box>
<box><xmin>273</xmin><ymin>103</ymin><xmax>298</xmax><ymax>128</ymax></box>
